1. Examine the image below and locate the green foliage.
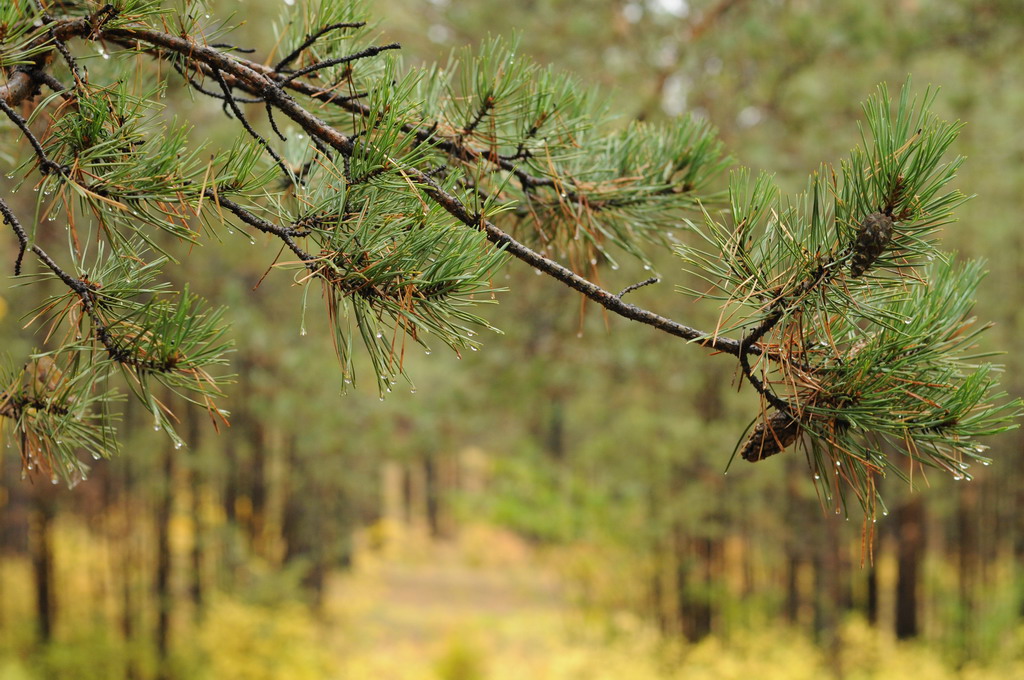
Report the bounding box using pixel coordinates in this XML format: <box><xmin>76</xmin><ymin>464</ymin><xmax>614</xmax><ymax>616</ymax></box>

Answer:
<box><xmin>676</xmin><ymin>81</ymin><xmax>1020</xmax><ymax>512</ymax></box>
<box><xmin>0</xmin><ymin>0</ymin><xmax>1017</xmax><ymax>516</ymax></box>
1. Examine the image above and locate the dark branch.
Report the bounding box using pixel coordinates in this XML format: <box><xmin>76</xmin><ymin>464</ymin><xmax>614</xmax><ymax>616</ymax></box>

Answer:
<box><xmin>738</xmin><ymin>308</ymin><xmax>790</xmax><ymax>412</ymax></box>
<box><xmin>58</xmin><ymin>21</ymin><xmax>757</xmax><ymax>360</ymax></box>
<box><xmin>205</xmin><ymin>191</ymin><xmax>316</xmax><ymax>268</ymax></box>
<box><xmin>275</xmin><ymin>43</ymin><xmax>401</xmax><ymax>87</ymax></box>
<box><xmin>0</xmin><ymin>98</ymin><xmax>68</xmax><ymax>176</ymax></box>
<box><xmin>0</xmin><ymin>195</ymin><xmax>30</xmax><ymax>276</ymax></box>
<box><xmin>274</xmin><ymin>22</ymin><xmax>367</xmax><ymax>72</ymax></box>
<box><xmin>616</xmin><ymin>277</ymin><xmax>659</xmax><ymax>299</ymax></box>
<box><xmin>209</xmin><ymin>68</ymin><xmax>293</xmax><ymax>180</ymax></box>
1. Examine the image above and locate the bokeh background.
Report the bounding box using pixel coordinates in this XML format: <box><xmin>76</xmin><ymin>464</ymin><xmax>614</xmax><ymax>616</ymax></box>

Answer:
<box><xmin>2</xmin><ymin>1</ymin><xmax>1024</xmax><ymax>678</ymax></box>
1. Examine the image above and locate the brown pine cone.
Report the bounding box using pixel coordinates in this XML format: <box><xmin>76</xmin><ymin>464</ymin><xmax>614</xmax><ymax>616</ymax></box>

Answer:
<box><xmin>741</xmin><ymin>410</ymin><xmax>801</xmax><ymax>462</ymax></box>
<box><xmin>849</xmin><ymin>212</ymin><xmax>894</xmax><ymax>277</ymax></box>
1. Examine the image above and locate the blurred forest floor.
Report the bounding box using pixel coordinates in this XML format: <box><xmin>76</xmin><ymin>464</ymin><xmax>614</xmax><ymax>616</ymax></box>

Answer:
<box><xmin>247</xmin><ymin>524</ymin><xmax>1024</xmax><ymax>680</ymax></box>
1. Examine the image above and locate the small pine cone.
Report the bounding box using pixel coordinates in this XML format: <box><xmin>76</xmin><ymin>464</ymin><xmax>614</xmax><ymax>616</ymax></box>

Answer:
<box><xmin>849</xmin><ymin>212</ymin><xmax>894</xmax><ymax>277</ymax></box>
<box><xmin>741</xmin><ymin>410</ymin><xmax>801</xmax><ymax>462</ymax></box>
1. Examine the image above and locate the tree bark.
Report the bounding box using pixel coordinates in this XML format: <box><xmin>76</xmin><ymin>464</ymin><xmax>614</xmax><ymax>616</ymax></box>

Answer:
<box><xmin>30</xmin><ymin>488</ymin><xmax>56</xmax><ymax>645</ymax></box>
<box><xmin>895</xmin><ymin>497</ymin><xmax>925</xmax><ymax>639</ymax></box>
<box><xmin>154</xmin><ymin>439</ymin><xmax>174</xmax><ymax>680</ymax></box>
<box><xmin>187</xmin><ymin>411</ymin><xmax>204</xmax><ymax>622</ymax></box>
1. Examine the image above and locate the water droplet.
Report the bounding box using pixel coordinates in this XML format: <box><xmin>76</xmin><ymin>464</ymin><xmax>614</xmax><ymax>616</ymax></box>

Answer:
<box><xmin>981</xmin><ymin>461</ymin><xmax>990</xmax><ymax>466</ymax></box>
<box><xmin>424</xmin><ymin>350</ymin><xmax>432</xmax><ymax>356</ymax></box>
<box><xmin>376</xmin><ymin>332</ymin><xmax>383</xmax><ymax>339</ymax></box>
<box><xmin>611</xmin><ymin>263</ymin><xmax>619</xmax><ymax>270</ymax></box>
<box><xmin>410</xmin><ymin>388</ymin><xmax>417</xmax><ymax>394</ymax></box>
<box><xmin>883</xmin><ymin>511</ymin><xmax>889</xmax><ymax>516</ymax></box>
<box><xmin>835</xmin><ymin>460</ymin><xmax>841</xmax><ymax>467</ymax></box>
<box><xmin>51</xmin><ymin>475</ymin><xmax>59</xmax><ymax>484</ymax></box>
<box><xmin>904</xmin><ymin>318</ymin><xmax>911</xmax><ymax>324</ymax></box>
<box><xmin>590</xmin><ymin>258</ymin><xmax>598</xmax><ymax>266</ymax></box>
<box><xmin>813</xmin><ymin>474</ymin><xmax>820</xmax><ymax>480</ymax></box>
<box><xmin>300</xmin><ymin>328</ymin><xmax>307</xmax><ymax>336</ymax></box>
<box><xmin>154</xmin><ymin>424</ymin><xmax>161</xmax><ymax>431</ymax></box>
<box><xmin>643</xmin><ymin>264</ymin><xmax>651</xmax><ymax>271</ymax></box>
<box><xmin>174</xmin><ymin>441</ymin><xmax>183</xmax><ymax>450</ymax></box>
<box><xmin>470</xmin><ymin>346</ymin><xmax>477</xmax><ymax>351</ymax></box>
<box><xmin>534</xmin><ymin>269</ymin><xmax>542</xmax><ymax>275</ymax></box>
<box><xmin>91</xmin><ymin>452</ymin><xmax>101</xmax><ymax>460</ymax></box>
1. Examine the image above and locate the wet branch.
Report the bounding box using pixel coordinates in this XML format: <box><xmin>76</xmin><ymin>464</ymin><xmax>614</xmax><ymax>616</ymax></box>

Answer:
<box><xmin>48</xmin><ymin>20</ymin><xmax>763</xmax><ymax>363</ymax></box>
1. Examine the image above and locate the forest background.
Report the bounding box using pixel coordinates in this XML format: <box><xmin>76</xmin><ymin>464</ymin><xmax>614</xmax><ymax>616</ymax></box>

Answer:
<box><xmin>1</xmin><ymin>0</ymin><xmax>1023</xmax><ymax>679</ymax></box>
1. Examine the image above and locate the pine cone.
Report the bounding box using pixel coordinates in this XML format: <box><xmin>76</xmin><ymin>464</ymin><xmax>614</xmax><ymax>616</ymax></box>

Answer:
<box><xmin>849</xmin><ymin>212</ymin><xmax>894</xmax><ymax>277</ymax></box>
<box><xmin>741</xmin><ymin>410</ymin><xmax>801</xmax><ymax>462</ymax></box>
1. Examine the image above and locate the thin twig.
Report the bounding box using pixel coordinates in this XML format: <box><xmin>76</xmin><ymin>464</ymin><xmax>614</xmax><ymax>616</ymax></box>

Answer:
<box><xmin>274</xmin><ymin>22</ymin><xmax>366</xmax><ymax>72</ymax></box>
<box><xmin>738</xmin><ymin>308</ymin><xmax>790</xmax><ymax>412</ymax></box>
<box><xmin>209</xmin><ymin>68</ymin><xmax>293</xmax><ymax>180</ymax></box>
<box><xmin>275</xmin><ymin>43</ymin><xmax>401</xmax><ymax>87</ymax></box>
<box><xmin>206</xmin><ymin>191</ymin><xmax>315</xmax><ymax>267</ymax></box>
<box><xmin>616</xmin><ymin>277</ymin><xmax>659</xmax><ymax>299</ymax></box>
<box><xmin>0</xmin><ymin>98</ymin><xmax>67</xmax><ymax>176</ymax></box>
<box><xmin>0</xmin><ymin>194</ymin><xmax>30</xmax><ymax>275</ymax></box>
<box><xmin>172</xmin><ymin>62</ymin><xmax>264</xmax><ymax>103</ymax></box>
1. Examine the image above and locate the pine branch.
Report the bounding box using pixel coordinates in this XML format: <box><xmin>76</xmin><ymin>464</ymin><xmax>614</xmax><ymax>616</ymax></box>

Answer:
<box><xmin>0</xmin><ymin>6</ymin><xmax>1015</xmax><ymax>510</ymax></box>
<box><xmin>57</xmin><ymin>21</ymin><xmax>752</xmax><ymax>358</ymax></box>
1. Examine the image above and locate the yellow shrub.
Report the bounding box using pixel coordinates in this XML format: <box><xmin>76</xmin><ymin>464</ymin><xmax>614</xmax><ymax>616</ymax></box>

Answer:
<box><xmin>198</xmin><ymin>596</ymin><xmax>333</xmax><ymax>680</ymax></box>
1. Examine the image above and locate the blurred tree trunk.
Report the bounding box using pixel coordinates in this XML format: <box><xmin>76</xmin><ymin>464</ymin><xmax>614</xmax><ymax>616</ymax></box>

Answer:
<box><xmin>894</xmin><ymin>496</ymin><xmax>925</xmax><ymax>639</ymax></box>
<box><xmin>424</xmin><ymin>454</ymin><xmax>441</xmax><ymax>538</ymax></box>
<box><xmin>118</xmin><ymin>424</ymin><xmax>140</xmax><ymax>680</ymax></box>
<box><xmin>545</xmin><ymin>395</ymin><xmax>566</xmax><ymax>462</ymax></box>
<box><xmin>187</xmin><ymin>412</ymin><xmax>204</xmax><ymax>622</ymax></box>
<box><xmin>957</xmin><ymin>482</ymin><xmax>979</xmax><ymax>659</ymax></box>
<box><xmin>30</xmin><ymin>486</ymin><xmax>56</xmax><ymax>645</ymax></box>
<box><xmin>223</xmin><ymin>432</ymin><xmax>238</xmax><ymax>525</ymax></box>
<box><xmin>814</xmin><ymin>513</ymin><xmax>845</xmax><ymax>678</ymax></box>
<box><xmin>785</xmin><ymin>553</ymin><xmax>801</xmax><ymax>624</ymax></box>
<box><xmin>154</xmin><ymin>438</ymin><xmax>174</xmax><ymax>680</ymax></box>
<box><xmin>865</xmin><ymin>559</ymin><xmax>879</xmax><ymax>625</ymax></box>
<box><xmin>0</xmin><ymin>453</ymin><xmax>31</xmax><ymax>633</ymax></box>
<box><xmin>245</xmin><ymin>415</ymin><xmax>267</xmax><ymax>547</ymax></box>
<box><xmin>281</xmin><ymin>437</ymin><xmax>339</xmax><ymax>610</ymax></box>
<box><xmin>674</xmin><ymin>530</ymin><xmax>712</xmax><ymax>642</ymax></box>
